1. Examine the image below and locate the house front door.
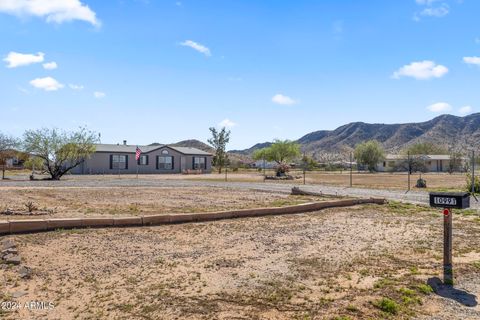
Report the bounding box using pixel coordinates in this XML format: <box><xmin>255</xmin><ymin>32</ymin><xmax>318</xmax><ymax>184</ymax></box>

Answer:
<box><xmin>180</xmin><ymin>156</ymin><xmax>186</xmax><ymax>172</ymax></box>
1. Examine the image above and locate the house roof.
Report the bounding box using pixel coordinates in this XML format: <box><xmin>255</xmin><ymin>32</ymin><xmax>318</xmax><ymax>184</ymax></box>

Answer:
<box><xmin>94</xmin><ymin>144</ymin><xmax>212</xmax><ymax>156</ymax></box>
<box><xmin>385</xmin><ymin>154</ymin><xmax>454</xmax><ymax>161</ymax></box>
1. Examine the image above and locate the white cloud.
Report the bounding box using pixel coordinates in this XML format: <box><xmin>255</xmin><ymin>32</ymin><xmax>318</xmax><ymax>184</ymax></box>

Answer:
<box><xmin>94</xmin><ymin>91</ymin><xmax>106</xmax><ymax>99</ymax></box>
<box><xmin>0</xmin><ymin>0</ymin><xmax>100</xmax><ymax>26</ymax></box>
<box><xmin>392</xmin><ymin>60</ymin><xmax>448</xmax><ymax>80</ymax></box>
<box><xmin>29</xmin><ymin>76</ymin><xmax>64</xmax><ymax>91</ymax></box>
<box><xmin>218</xmin><ymin>118</ymin><xmax>236</xmax><ymax>128</ymax></box>
<box><xmin>416</xmin><ymin>0</ymin><xmax>439</xmax><ymax>4</ymax></box>
<box><xmin>459</xmin><ymin>105</ymin><xmax>473</xmax><ymax>115</ymax></box>
<box><xmin>42</xmin><ymin>61</ymin><xmax>57</xmax><ymax>70</ymax></box>
<box><xmin>272</xmin><ymin>94</ymin><xmax>297</xmax><ymax>105</ymax></box>
<box><xmin>69</xmin><ymin>84</ymin><xmax>84</xmax><ymax>90</ymax></box>
<box><xmin>3</xmin><ymin>51</ymin><xmax>44</xmax><ymax>68</ymax></box>
<box><xmin>180</xmin><ymin>40</ymin><xmax>211</xmax><ymax>57</ymax></box>
<box><xmin>427</xmin><ymin>102</ymin><xmax>452</xmax><ymax>113</ymax></box>
<box><xmin>463</xmin><ymin>56</ymin><xmax>480</xmax><ymax>66</ymax></box>
<box><xmin>420</xmin><ymin>5</ymin><xmax>449</xmax><ymax>17</ymax></box>
<box><xmin>414</xmin><ymin>0</ymin><xmax>449</xmax><ymax>20</ymax></box>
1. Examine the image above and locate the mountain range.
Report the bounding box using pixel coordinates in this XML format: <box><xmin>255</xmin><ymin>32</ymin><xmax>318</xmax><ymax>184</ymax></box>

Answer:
<box><xmin>230</xmin><ymin>113</ymin><xmax>480</xmax><ymax>158</ymax></box>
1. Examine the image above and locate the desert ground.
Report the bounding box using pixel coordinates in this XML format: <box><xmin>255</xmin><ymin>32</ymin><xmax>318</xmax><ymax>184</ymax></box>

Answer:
<box><xmin>1</xmin><ymin>174</ymin><xmax>479</xmax><ymax>319</ymax></box>
<box><xmin>181</xmin><ymin>170</ymin><xmax>468</xmax><ymax>191</ymax></box>
<box><xmin>1</xmin><ymin>202</ymin><xmax>480</xmax><ymax>319</ymax></box>
<box><xmin>2</xmin><ymin>169</ymin><xmax>470</xmax><ymax>191</ymax></box>
<box><xmin>0</xmin><ymin>185</ymin><xmax>320</xmax><ymax>220</ymax></box>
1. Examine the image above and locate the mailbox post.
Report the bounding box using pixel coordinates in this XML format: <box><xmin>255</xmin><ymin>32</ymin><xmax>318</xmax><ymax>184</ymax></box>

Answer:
<box><xmin>429</xmin><ymin>192</ymin><xmax>470</xmax><ymax>285</ymax></box>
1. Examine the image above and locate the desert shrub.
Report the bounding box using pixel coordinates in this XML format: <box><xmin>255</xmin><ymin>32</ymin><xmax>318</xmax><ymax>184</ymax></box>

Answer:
<box><xmin>416</xmin><ymin>178</ymin><xmax>427</xmax><ymax>188</ymax></box>
<box><xmin>466</xmin><ymin>174</ymin><xmax>480</xmax><ymax>193</ymax></box>
<box><xmin>375</xmin><ymin>297</ymin><xmax>399</xmax><ymax>314</ymax></box>
<box><xmin>417</xmin><ymin>284</ymin><xmax>433</xmax><ymax>295</ymax></box>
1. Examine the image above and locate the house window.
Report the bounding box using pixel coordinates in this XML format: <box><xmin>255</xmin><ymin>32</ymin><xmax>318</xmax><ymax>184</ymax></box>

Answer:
<box><xmin>138</xmin><ymin>155</ymin><xmax>148</xmax><ymax>165</ymax></box>
<box><xmin>111</xmin><ymin>155</ymin><xmax>128</xmax><ymax>170</ymax></box>
<box><xmin>383</xmin><ymin>161</ymin><xmax>386</xmax><ymax>167</ymax></box>
<box><xmin>157</xmin><ymin>156</ymin><xmax>173</xmax><ymax>170</ymax></box>
<box><xmin>193</xmin><ymin>157</ymin><xmax>206</xmax><ymax>170</ymax></box>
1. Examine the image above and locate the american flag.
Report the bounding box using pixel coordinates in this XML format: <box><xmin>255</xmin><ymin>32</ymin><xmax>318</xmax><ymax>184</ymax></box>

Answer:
<box><xmin>135</xmin><ymin>146</ymin><xmax>142</xmax><ymax>161</ymax></box>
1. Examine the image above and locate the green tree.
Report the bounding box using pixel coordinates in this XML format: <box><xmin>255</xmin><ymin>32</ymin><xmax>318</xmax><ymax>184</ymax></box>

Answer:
<box><xmin>208</xmin><ymin>127</ymin><xmax>231</xmax><ymax>173</ymax></box>
<box><xmin>301</xmin><ymin>154</ymin><xmax>317</xmax><ymax>171</ymax></box>
<box><xmin>354</xmin><ymin>140</ymin><xmax>385</xmax><ymax>172</ymax></box>
<box><xmin>0</xmin><ymin>133</ymin><xmax>20</xmax><ymax>179</ymax></box>
<box><xmin>253</xmin><ymin>140</ymin><xmax>301</xmax><ymax>176</ymax></box>
<box><xmin>404</xmin><ymin>142</ymin><xmax>447</xmax><ymax>155</ymax></box>
<box><xmin>448</xmin><ymin>151</ymin><xmax>464</xmax><ymax>174</ymax></box>
<box><xmin>23</xmin><ymin>127</ymin><xmax>98</xmax><ymax>180</ymax></box>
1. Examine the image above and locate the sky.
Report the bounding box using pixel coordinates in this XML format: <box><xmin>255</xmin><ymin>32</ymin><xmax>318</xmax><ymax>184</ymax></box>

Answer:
<box><xmin>0</xmin><ymin>0</ymin><xmax>479</xmax><ymax>150</ymax></box>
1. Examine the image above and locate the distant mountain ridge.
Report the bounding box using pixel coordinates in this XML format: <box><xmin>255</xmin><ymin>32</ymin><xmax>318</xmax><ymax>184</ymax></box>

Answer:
<box><xmin>230</xmin><ymin>113</ymin><xmax>480</xmax><ymax>158</ymax></box>
<box><xmin>149</xmin><ymin>140</ymin><xmax>250</xmax><ymax>162</ymax></box>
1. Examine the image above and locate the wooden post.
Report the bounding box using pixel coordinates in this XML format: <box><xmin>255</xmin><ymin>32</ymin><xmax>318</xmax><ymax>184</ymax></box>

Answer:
<box><xmin>408</xmin><ymin>151</ymin><xmax>411</xmax><ymax>191</ymax></box>
<box><xmin>303</xmin><ymin>152</ymin><xmax>306</xmax><ymax>185</ymax></box>
<box><xmin>350</xmin><ymin>152</ymin><xmax>353</xmax><ymax>187</ymax></box>
<box><xmin>225</xmin><ymin>165</ymin><xmax>228</xmax><ymax>182</ymax></box>
<box><xmin>263</xmin><ymin>156</ymin><xmax>266</xmax><ymax>182</ymax></box>
<box><xmin>472</xmin><ymin>150</ymin><xmax>475</xmax><ymax>194</ymax></box>
<box><xmin>443</xmin><ymin>208</ymin><xmax>453</xmax><ymax>285</ymax></box>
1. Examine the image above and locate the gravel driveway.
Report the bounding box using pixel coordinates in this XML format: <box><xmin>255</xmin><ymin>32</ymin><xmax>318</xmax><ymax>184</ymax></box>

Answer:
<box><xmin>1</xmin><ymin>176</ymin><xmax>478</xmax><ymax>209</ymax></box>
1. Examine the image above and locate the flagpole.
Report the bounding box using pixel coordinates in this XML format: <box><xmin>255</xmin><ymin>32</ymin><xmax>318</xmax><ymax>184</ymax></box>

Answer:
<box><xmin>136</xmin><ymin>146</ymin><xmax>140</xmax><ymax>180</ymax></box>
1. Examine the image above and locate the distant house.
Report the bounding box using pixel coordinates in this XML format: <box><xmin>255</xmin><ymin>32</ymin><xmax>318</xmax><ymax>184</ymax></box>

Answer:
<box><xmin>250</xmin><ymin>160</ymin><xmax>277</xmax><ymax>169</ymax></box>
<box><xmin>0</xmin><ymin>149</ymin><xmax>26</xmax><ymax>170</ymax></box>
<box><xmin>71</xmin><ymin>142</ymin><xmax>213</xmax><ymax>174</ymax></box>
<box><xmin>376</xmin><ymin>154</ymin><xmax>464</xmax><ymax>173</ymax></box>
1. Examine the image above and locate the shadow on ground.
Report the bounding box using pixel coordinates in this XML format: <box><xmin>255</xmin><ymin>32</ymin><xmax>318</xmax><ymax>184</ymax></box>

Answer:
<box><xmin>427</xmin><ymin>277</ymin><xmax>478</xmax><ymax>307</ymax></box>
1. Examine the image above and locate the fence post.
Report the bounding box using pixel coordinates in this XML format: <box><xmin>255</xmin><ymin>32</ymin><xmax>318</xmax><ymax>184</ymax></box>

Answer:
<box><xmin>350</xmin><ymin>152</ymin><xmax>353</xmax><ymax>187</ymax></box>
<box><xmin>472</xmin><ymin>150</ymin><xmax>475</xmax><ymax>194</ymax></box>
<box><xmin>408</xmin><ymin>151</ymin><xmax>411</xmax><ymax>191</ymax></box>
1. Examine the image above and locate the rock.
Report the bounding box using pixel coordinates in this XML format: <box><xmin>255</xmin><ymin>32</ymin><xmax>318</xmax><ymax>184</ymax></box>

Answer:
<box><xmin>1</xmin><ymin>208</ymin><xmax>13</xmax><ymax>215</ymax></box>
<box><xmin>4</xmin><ymin>254</ymin><xmax>21</xmax><ymax>265</ymax></box>
<box><xmin>12</xmin><ymin>291</ymin><xmax>27</xmax><ymax>298</ymax></box>
<box><xmin>1</xmin><ymin>239</ymin><xmax>16</xmax><ymax>251</ymax></box>
<box><xmin>1</xmin><ymin>248</ymin><xmax>18</xmax><ymax>256</ymax></box>
<box><xmin>19</xmin><ymin>266</ymin><xmax>32</xmax><ymax>279</ymax></box>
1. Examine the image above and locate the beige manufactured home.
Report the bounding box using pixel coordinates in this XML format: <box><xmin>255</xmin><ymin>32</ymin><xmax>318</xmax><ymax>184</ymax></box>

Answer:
<box><xmin>72</xmin><ymin>143</ymin><xmax>212</xmax><ymax>174</ymax></box>
<box><xmin>376</xmin><ymin>154</ymin><xmax>464</xmax><ymax>173</ymax></box>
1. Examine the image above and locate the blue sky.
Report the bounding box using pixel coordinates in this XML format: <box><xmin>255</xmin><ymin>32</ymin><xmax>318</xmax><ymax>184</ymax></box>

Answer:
<box><xmin>0</xmin><ymin>0</ymin><xmax>479</xmax><ymax>150</ymax></box>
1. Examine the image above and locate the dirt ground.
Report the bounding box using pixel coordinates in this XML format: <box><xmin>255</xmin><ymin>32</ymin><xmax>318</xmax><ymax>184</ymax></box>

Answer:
<box><xmin>1</xmin><ymin>202</ymin><xmax>480</xmax><ymax>319</ymax></box>
<box><xmin>0</xmin><ymin>186</ymin><xmax>319</xmax><ymax>220</ymax></box>
<box><xmin>1</xmin><ymin>169</ymin><xmax>469</xmax><ymax>192</ymax></box>
<box><xmin>179</xmin><ymin>171</ymin><xmax>468</xmax><ymax>191</ymax></box>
